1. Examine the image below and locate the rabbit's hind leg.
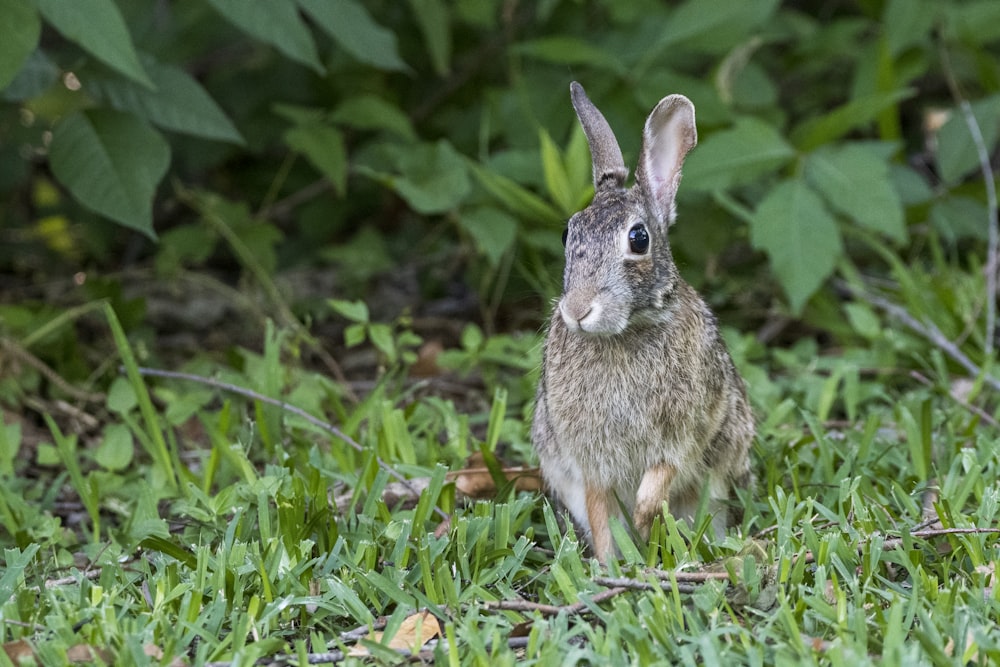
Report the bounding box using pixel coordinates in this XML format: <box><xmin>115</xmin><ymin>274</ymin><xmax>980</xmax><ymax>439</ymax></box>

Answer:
<box><xmin>585</xmin><ymin>484</ymin><xmax>617</xmax><ymax>563</ymax></box>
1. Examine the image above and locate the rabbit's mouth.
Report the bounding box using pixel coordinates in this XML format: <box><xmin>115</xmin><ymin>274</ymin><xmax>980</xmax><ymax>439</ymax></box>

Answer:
<box><xmin>558</xmin><ymin>296</ymin><xmax>628</xmax><ymax>336</ymax></box>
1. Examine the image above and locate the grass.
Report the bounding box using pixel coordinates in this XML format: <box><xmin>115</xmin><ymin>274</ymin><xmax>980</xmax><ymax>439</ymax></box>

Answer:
<box><xmin>3</xmin><ymin>297</ymin><xmax>1000</xmax><ymax>666</ymax></box>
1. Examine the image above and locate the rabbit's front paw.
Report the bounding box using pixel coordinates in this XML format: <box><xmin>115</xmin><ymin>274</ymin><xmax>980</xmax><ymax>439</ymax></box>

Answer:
<box><xmin>632</xmin><ymin>462</ymin><xmax>677</xmax><ymax>540</ymax></box>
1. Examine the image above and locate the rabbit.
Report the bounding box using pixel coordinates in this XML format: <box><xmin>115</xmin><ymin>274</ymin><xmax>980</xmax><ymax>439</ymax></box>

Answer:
<box><xmin>531</xmin><ymin>82</ymin><xmax>755</xmax><ymax>562</ymax></box>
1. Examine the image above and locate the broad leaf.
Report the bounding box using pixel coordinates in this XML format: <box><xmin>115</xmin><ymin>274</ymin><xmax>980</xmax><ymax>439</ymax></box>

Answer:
<box><xmin>407</xmin><ymin>0</ymin><xmax>451</xmax><ymax>76</ymax></box>
<box><xmin>930</xmin><ymin>196</ymin><xmax>990</xmax><ymax>243</ymax></box>
<box><xmin>683</xmin><ymin>118</ymin><xmax>796</xmax><ymax>192</ymax></box>
<box><xmin>85</xmin><ymin>55</ymin><xmax>244</xmax><ymax>144</ymax></box>
<box><xmin>650</xmin><ymin>0</ymin><xmax>780</xmax><ymax>55</ymax></box>
<box><xmin>297</xmin><ymin>0</ymin><xmax>409</xmax><ymax>72</ymax></box>
<box><xmin>49</xmin><ymin>110</ymin><xmax>170</xmax><ymax>238</ymax></box>
<box><xmin>514</xmin><ymin>37</ymin><xmax>624</xmax><ymax>73</ymax></box>
<box><xmin>206</xmin><ymin>0</ymin><xmax>323</xmax><ymax>73</ymax></box>
<box><xmin>935</xmin><ymin>94</ymin><xmax>1000</xmax><ymax>185</ymax></box>
<box><xmin>361</xmin><ymin>141</ymin><xmax>470</xmax><ymax>214</ymax></box>
<box><xmin>37</xmin><ymin>0</ymin><xmax>152</xmax><ymax>87</ymax></box>
<box><xmin>790</xmin><ymin>89</ymin><xmax>915</xmax><ymax>150</ymax></box>
<box><xmin>0</xmin><ymin>0</ymin><xmax>40</xmax><ymax>90</ymax></box>
<box><xmin>460</xmin><ymin>207</ymin><xmax>519</xmax><ymax>266</ymax></box>
<box><xmin>751</xmin><ymin>178</ymin><xmax>843</xmax><ymax>313</ymax></box>
<box><xmin>804</xmin><ymin>143</ymin><xmax>906</xmax><ymax>242</ymax></box>
<box><xmin>331</xmin><ymin>95</ymin><xmax>416</xmax><ymax>141</ymax></box>
<box><xmin>285</xmin><ymin>123</ymin><xmax>347</xmax><ymax>196</ymax></box>
<box><xmin>945</xmin><ymin>0</ymin><xmax>1000</xmax><ymax>46</ymax></box>
<box><xmin>1</xmin><ymin>49</ymin><xmax>59</xmax><ymax>101</ymax></box>
<box><xmin>883</xmin><ymin>0</ymin><xmax>936</xmax><ymax>57</ymax></box>
<box><xmin>468</xmin><ymin>161</ymin><xmax>563</xmax><ymax>226</ymax></box>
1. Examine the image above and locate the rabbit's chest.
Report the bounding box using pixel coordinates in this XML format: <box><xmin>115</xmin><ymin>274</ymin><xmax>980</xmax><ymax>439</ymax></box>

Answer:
<box><xmin>545</xmin><ymin>336</ymin><xmax>693</xmax><ymax>480</ymax></box>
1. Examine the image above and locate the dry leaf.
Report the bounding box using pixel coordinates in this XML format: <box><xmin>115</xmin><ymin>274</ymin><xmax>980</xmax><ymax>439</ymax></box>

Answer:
<box><xmin>447</xmin><ymin>452</ymin><xmax>542</xmax><ymax>499</ymax></box>
<box><xmin>349</xmin><ymin>610</ymin><xmax>441</xmax><ymax>657</ymax></box>
<box><xmin>66</xmin><ymin>643</ymin><xmax>113</xmax><ymax>663</ymax></box>
<box><xmin>3</xmin><ymin>639</ymin><xmax>35</xmax><ymax>663</ymax></box>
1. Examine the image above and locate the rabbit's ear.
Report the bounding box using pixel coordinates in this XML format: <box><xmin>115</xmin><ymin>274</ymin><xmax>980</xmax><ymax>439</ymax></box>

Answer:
<box><xmin>637</xmin><ymin>94</ymin><xmax>697</xmax><ymax>224</ymax></box>
<box><xmin>570</xmin><ymin>82</ymin><xmax>627</xmax><ymax>191</ymax></box>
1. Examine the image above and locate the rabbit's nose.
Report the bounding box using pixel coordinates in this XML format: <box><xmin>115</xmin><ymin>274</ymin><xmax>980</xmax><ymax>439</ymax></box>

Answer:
<box><xmin>559</xmin><ymin>295</ymin><xmax>601</xmax><ymax>331</ymax></box>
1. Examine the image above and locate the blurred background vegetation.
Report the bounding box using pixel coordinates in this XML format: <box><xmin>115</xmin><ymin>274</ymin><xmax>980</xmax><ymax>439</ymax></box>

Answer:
<box><xmin>1</xmin><ymin>0</ymin><xmax>998</xmax><ymax>475</ymax></box>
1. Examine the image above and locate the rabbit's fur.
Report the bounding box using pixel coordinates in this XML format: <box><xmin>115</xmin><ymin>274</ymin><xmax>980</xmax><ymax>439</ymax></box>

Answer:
<box><xmin>532</xmin><ymin>82</ymin><xmax>754</xmax><ymax>562</ymax></box>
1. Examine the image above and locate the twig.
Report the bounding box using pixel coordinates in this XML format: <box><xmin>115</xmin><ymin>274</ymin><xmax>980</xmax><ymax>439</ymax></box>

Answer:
<box><xmin>133</xmin><ymin>366</ymin><xmax>449</xmax><ymax>521</ymax></box>
<box><xmin>257</xmin><ymin>179</ymin><xmax>331</xmax><ymax>221</ymax></box>
<box><xmin>487</xmin><ymin>587</ymin><xmax>629</xmax><ymax>617</ymax></box>
<box><xmin>939</xmin><ymin>41</ymin><xmax>1000</xmax><ymax>356</ymax></box>
<box><xmin>592</xmin><ymin>576</ymin><xmax>699</xmax><ymax>595</ymax></box>
<box><xmin>841</xmin><ymin>281</ymin><xmax>1000</xmax><ymax>392</ymax></box>
<box><xmin>909</xmin><ymin>370</ymin><xmax>998</xmax><ymax>427</ymax></box>
<box><xmin>0</xmin><ymin>337</ymin><xmax>105</xmax><ymax>404</ymax></box>
<box><xmin>645</xmin><ymin>568</ymin><xmax>732</xmax><ymax>583</ymax></box>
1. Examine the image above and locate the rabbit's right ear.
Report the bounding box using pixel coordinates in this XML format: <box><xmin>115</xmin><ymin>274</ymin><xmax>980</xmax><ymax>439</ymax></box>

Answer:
<box><xmin>570</xmin><ymin>82</ymin><xmax>627</xmax><ymax>191</ymax></box>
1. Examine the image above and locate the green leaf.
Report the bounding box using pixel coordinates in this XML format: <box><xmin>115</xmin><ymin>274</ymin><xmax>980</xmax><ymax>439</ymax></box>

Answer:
<box><xmin>790</xmin><ymin>89</ymin><xmax>915</xmax><ymax>151</ymax></box>
<box><xmin>883</xmin><ymin>0</ymin><xmax>936</xmax><ymax>57</ymax></box>
<box><xmin>407</xmin><ymin>0</ymin><xmax>451</xmax><ymax>76</ymax></box>
<box><xmin>49</xmin><ymin>110</ymin><xmax>170</xmax><ymax>238</ymax></box>
<box><xmin>363</xmin><ymin>140</ymin><xmax>470</xmax><ymax>214</ymax></box>
<box><xmin>945</xmin><ymin>0</ymin><xmax>1000</xmax><ymax>46</ymax></box>
<box><xmin>804</xmin><ymin>143</ymin><xmax>906</xmax><ymax>242</ymax></box>
<box><xmin>36</xmin><ymin>0</ymin><xmax>152</xmax><ymax>88</ymax></box>
<box><xmin>683</xmin><ymin>118</ymin><xmax>796</xmax><ymax>192</ymax></box>
<box><xmin>750</xmin><ymin>178</ymin><xmax>843</xmax><ymax>313</ymax></box>
<box><xmin>539</xmin><ymin>129</ymin><xmax>575</xmax><ymax>216</ymax></box>
<box><xmin>468</xmin><ymin>161</ymin><xmax>564</xmax><ymax>226</ymax></box>
<box><xmin>94</xmin><ymin>423</ymin><xmax>134</xmax><ymax>471</ymax></box>
<box><xmin>368</xmin><ymin>323</ymin><xmax>396</xmax><ymax>361</ymax></box>
<box><xmin>0</xmin><ymin>545</ymin><xmax>40</xmax><ymax>606</ymax></box>
<box><xmin>514</xmin><ymin>36</ymin><xmax>623</xmax><ymax>72</ymax></box>
<box><xmin>331</xmin><ymin>95</ymin><xmax>417</xmax><ymax>141</ymax></box>
<box><xmin>935</xmin><ymin>94</ymin><xmax>1000</xmax><ymax>185</ymax></box>
<box><xmin>930</xmin><ymin>196</ymin><xmax>990</xmax><ymax>243</ymax></box>
<box><xmin>285</xmin><ymin>123</ymin><xmax>347</xmax><ymax>196</ymax></box>
<box><xmin>344</xmin><ymin>323</ymin><xmax>366</xmax><ymax>348</ymax></box>
<box><xmin>460</xmin><ymin>207</ymin><xmax>519</xmax><ymax>266</ymax></box>
<box><xmin>107</xmin><ymin>377</ymin><xmax>138</xmax><ymax>414</ymax></box>
<box><xmin>297</xmin><ymin>0</ymin><xmax>410</xmax><ymax>72</ymax></box>
<box><xmin>0</xmin><ymin>0</ymin><xmax>41</xmax><ymax>91</ymax></box>
<box><xmin>206</xmin><ymin>0</ymin><xmax>323</xmax><ymax>73</ymax></box>
<box><xmin>85</xmin><ymin>55</ymin><xmax>244</xmax><ymax>144</ymax></box>
<box><xmin>330</xmin><ymin>299</ymin><xmax>370</xmax><ymax>324</ymax></box>
<box><xmin>650</xmin><ymin>0</ymin><xmax>780</xmax><ymax>55</ymax></box>
<box><xmin>1</xmin><ymin>49</ymin><xmax>59</xmax><ymax>101</ymax></box>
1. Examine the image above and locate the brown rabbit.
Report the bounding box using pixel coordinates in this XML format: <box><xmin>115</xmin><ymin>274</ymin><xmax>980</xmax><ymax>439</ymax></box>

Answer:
<box><xmin>532</xmin><ymin>82</ymin><xmax>754</xmax><ymax>562</ymax></box>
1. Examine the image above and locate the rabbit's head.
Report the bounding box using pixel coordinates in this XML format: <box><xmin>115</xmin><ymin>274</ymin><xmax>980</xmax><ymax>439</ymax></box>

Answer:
<box><xmin>558</xmin><ymin>82</ymin><xmax>697</xmax><ymax>336</ymax></box>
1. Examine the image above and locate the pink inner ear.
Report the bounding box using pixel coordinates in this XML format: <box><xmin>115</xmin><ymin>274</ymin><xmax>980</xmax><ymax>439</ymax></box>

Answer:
<box><xmin>640</xmin><ymin>97</ymin><xmax>696</xmax><ymax>222</ymax></box>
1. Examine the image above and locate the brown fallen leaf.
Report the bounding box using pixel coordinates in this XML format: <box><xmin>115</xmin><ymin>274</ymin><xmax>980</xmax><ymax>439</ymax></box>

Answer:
<box><xmin>66</xmin><ymin>643</ymin><xmax>113</xmax><ymax>663</ymax></box>
<box><xmin>349</xmin><ymin>609</ymin><xmax>441</xmax><ymax>657</ymax></box>
<box><xmin>3</xmin><ymin>639</ymin><xmax>35</xmax><ymax>663</ymax></box>
<box><xmin>447</xmin><ymin>465</ymin><xmax>542</xmax><ymax>499</ymax></box>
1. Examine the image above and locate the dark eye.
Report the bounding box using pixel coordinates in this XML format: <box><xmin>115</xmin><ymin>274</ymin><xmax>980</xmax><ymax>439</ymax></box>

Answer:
<box><xmin>628</xmin><ymin>225</ymin><xmax>649</xmax><ymax>254</ymax></box>
<box><xmin>561</xmin><ymin>228</ymin><xmax>568</xmax><ymax>246</ymax></box>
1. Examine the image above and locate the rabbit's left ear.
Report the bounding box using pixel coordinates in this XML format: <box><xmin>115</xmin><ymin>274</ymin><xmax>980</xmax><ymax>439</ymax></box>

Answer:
<box><xmin>637</xmin><ymin>95</ymin><xmax>697</xmax><ymax>225</ymax></box>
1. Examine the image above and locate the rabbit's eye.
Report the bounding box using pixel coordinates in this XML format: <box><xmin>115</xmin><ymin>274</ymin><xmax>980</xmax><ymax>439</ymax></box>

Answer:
<box><xmin>561</xmin><ymin>229</ymin><xmax>568</xmax><ymax>246</ymax></box>
<box><xmin>628</xmin><ymin>225</ymin><xmax>650</xmax><ymax>254</ymax></box>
